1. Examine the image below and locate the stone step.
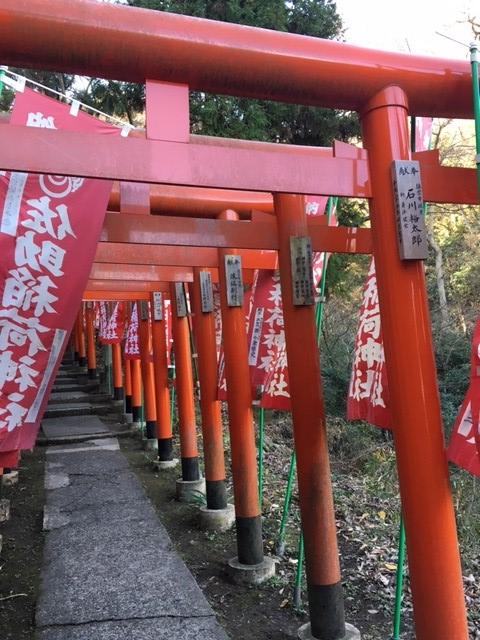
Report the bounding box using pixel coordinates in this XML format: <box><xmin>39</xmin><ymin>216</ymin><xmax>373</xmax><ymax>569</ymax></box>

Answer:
<box><xmin>48</xmin><ymin>391</ymin><xmax>90</xmax><ymax>404</ymax></box>
<box><xmin>59</xmin><ymin>363</ymin><xmax>75</xmax><ymax>371</ymax></box>
<box><xmin>54</xmin><ymin>378</ymin><xmax>86</xmax><ymax>387</ymax></box>
<box><xmin>41</xmin><ymin>415</ymin><xmax>111</xmax><ymax>442</ymax></box>
<box><xmin>52</xmin><ymin>384</ymin><xmax>86</xmax><ymax>394</ymax></box>
<box><xmin>44</xmin><ymin>403</ymin><xmax>114</xmax><ymax>419</ymax></box>
<box><xmin>51</xmin><ymin>383</ymin><xmax>99</xmax><ymax>394</ymax></box>
<box><xmin>48</xmin><ymin>391</ymin><xmax>114</xmax><ymax>405</ymax></box>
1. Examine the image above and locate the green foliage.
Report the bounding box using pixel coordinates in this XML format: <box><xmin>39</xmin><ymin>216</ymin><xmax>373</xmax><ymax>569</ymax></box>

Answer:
<box><xmin>0</xmin><ymin>85</ymin><xmax>14</xmax><ymax>112</ymax></box>
<box><xmin>115</xmin><ymin>0</ymin><xmax>360</xmax><ymax>144</ymax></box>
<box><xmin>76</xmin><ymin>79</ymin><xmax>144</xmax><ymax>125</ymax></box>
<box><xmin>0</xmin><ymin>70</ymin><xmax>75</xmax><ymax>112</ymax></box>
<box><xmin>433</xmin><ymin>328</ymin><xmax>471</xmax><ymax>430</ymax></box>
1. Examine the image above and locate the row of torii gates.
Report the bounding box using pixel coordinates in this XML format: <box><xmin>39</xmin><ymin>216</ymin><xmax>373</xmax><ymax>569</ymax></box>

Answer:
<box><xmin>0</xmin><ymin>1</ymin><xmax>479</xmax><ymax>639</ymax></box>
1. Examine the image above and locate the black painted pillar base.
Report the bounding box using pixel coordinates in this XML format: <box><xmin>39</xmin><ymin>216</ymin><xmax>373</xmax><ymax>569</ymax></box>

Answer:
<box><xmin>79</xmin><ymin>356</ymin><xmax>87</xmax><ymax>367</ymax></box>
<box><xmin>125</xmin><ymin>395</ymin><xmax>132</xmax><ymax>414</ymax></box>
<box><xmin>158</xmin><ymin>437</ymin><xmax>174</xmax><ymax>462</ymax></box>
<box><xmin>307</xmin><ymin>581</ymin><xmax>346</xmax><ymax>640</ymax></box>
<box><xmin>145</xmin><ymin>420</ymin><xmax>157</xmax><ymax>440</ymax></box>
<box><xmin>88</xmin><ymin>368</ymin><xmax>97</xmax><ymax>379</ymax></box>
<box><xmin>74</xmin><ymin>351</ymin><xmax>79</xmax><ymax>362</ymax></box>
<box><xmin>132</xmin><ymin>406</ymin><xmax>142</xmax><ymax>423</ymax></box>
<box><xmin>113</xmin><ymin>387</ymin><xmax>124</xmax><ymax>401</ymax></box>
<box><xmin>206</xmin><ymin>479</ymin><xmax>228</xmax><ymax>510</ymax></box>
<box><xmin>235</xmin><ymin>515</ymin><xmax>264</xmax><ymax>565</ymax></box>
<box><xmin>181</xmin><ymin>456</ymin><xmax>200</xmax><ymax>481</ymax></box>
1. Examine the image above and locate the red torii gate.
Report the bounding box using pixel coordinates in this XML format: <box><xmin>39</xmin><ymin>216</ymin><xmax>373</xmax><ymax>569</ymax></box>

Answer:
<box><xmin>0</xmin><ymin>2</ymin><xmax>478</xmax><ymax>639</ymax></box>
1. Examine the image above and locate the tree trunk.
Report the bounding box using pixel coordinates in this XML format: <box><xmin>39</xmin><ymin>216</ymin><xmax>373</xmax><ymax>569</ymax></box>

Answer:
<box><xmin>427</xmin><ymin>229</ymin><xmax>449</xmax><ymax>328</ymax></box>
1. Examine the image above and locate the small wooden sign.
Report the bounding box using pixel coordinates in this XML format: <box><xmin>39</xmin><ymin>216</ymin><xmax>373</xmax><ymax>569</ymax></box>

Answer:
<box><xmin>290</xmin><ymin>236</ymin><xmax>314</xmax><ymax>306</ymax></box>
<box><xmin>175</xmin><ymin>282</ymin><xmax>187</xmax><ymax>317</ymax></box>
<box><xmin>139</xmin><ymin>300</ymin><xmax>149</xmax><ymax>321</ymax></box>
<box><xmin>199</xmin><ymin>271</ymin><xmax>214</xmax><ymax>313</ymax></box>
<box><xmin>152</xmin><ymin>292</ymin><xmax>163</xmax><ymax>321</ymax></box>
<box><xmin>391</xmin><ymin>160</ymin><xmax>427</xmax><ymax>260</ymax></box>
<box><xmin>225</xmin><ymin>255</ymin><xmax>244</xmax><ymax>307</ymax></box>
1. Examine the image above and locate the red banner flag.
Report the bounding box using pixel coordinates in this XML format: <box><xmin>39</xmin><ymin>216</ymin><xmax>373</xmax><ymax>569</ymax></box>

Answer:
<box><xmin>447</xmin><ymin>319</ymin><xmax>480</xmax><ymax>476</ymax></box>
<box><xmin>0</xmin><ymin>88</ymin><xmax>117</xmax><ymax>460</ymax></box>
<box><xmin>217</xmin><ymin>286</ymin><xmax>254</xmax><ymax>401</ymax></box>
<box><xmin>347</xmin><ymin>119</ymin><xmax>433</xmax><ymax>429</ymax></box>
<box><xmin>346</xmin><ymin>259</ymin><xmax>390</xmax><ymax>428</ymax></box>
<box><xmin>260</xmin><ymin>196</ymin><xmax>332</xmax><ymax>410</ymax></box>
<box><xmin>125</xmin><ymin>303</ymin><xmax>140</xmax><ymax>359</ymax></box>
<box><xmin>165</xmin><ymin>298</ymin><xmax>173</xmax><ymax>367</ymax></box>
<box><xmin>98</xmin><ymin>301</ymin><xmax>108</xmax><ymax>341</ymax></box>
<box><xmin>100</xmin><ymin>301</ymin><xmax>126</xmax><ymax>345</ymax></box>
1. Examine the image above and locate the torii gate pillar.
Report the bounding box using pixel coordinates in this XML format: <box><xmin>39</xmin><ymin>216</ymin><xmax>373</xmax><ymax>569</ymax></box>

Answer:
<box><xmin>361</xmin><ymin>86</ymin><xmax>468</xmax><ymax>640</ymax></box>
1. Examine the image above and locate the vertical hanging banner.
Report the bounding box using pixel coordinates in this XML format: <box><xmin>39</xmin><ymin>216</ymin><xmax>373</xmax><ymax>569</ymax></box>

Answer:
<box><xmin>346</xmin><ymin>258</ymin><xmax>390</xmax><ymax>428</ymax></box>
<box><xmin>98</xmin><ymin>301</ymin><xmax>109</xmax><ymax>342</ymax></box>
<box><xmin>164</xmin><ymin>298</ymin><xmax>173</xmax><ymax>367</ymax></box>
<box><xmin>217</xmin><ymin>285</ymin><xmax>255</xmax><ymax>401</ymax></box>
<box><xmin>0</xmin><ymin>88</ymin><xmax>118</xmax><ymax>457</ymax></box>
<box><xmin>213</xmin><ymin>284</ymin><xmax>222</xmax><ymax>360</ymax></box>
<box><xmin>100</xmin><ymin>301</ymin><xmax>126</xmax><ymax>344</ymax></box>
<box><xmin>124</xmin><ymin>303</ymin><xmax>140</xmax><ymax>359</ymax></box>
<box><xmin>447</xmin><ymin>318</ymin><xmax>480</xmax><ymax>476</ymax></box>
<box><xmin>260</xmin><ymin>196</ymin><xmax>332</xmax><ymax>410</ymax></box>
<box><xmin>346</xmin><ymin>118</ymin><xmax>433</xmax><ymax>430</ymax></box>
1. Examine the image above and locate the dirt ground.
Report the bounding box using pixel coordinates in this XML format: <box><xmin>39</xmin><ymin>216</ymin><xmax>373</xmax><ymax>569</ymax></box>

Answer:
<box><xmin>119</xmin><ymin>429</ymin><xmax>404</xmax><ymax>640</ymax></box>
<box><xmin>3</xmin><ymin>414</ymin><xmax>477</xmax><ymax>639</ymax></box>
<box><xmin>0</xmin><ymin>449</ymin><xmax>45</xmax><ymax>640</ymax></box>
<box><xmin>0</xmin><ymin>429</ymin><xmax>410</xmax><ymax>640</ymax></box>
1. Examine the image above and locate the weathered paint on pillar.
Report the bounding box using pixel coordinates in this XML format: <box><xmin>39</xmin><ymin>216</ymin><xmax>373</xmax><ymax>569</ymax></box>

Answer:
<box><xmin>189</xmin><ymin>273</ymin><xmax>227</xmax><ymax>510</ymax></box>
<box><xmin>138</xmin><ymin>302</ymin><xmax>157</xmax><ymax>440</ymax></box>
<box><xmin>85</xmin><ymin>303</ymin><xmax>97</xmax><ymax>379</ymax></box>
<box><xmin>131</xmin><ymin>358</ymin><xmax>143</xmax><ymax>425</ymax></box>
<box><xmin>73</xmin><ymin>315</ymin><xmax>80</xmax><ymax>362</ymax></box>
<box><xmin>150</xmin><ymin>292</ymin><xmax>174</xmax><ymax>461</ymax></box>
<box><xmin>77</xmin><ymin>307</ymin><xmax>87</xmax><ymax>367</ymax></box>
<box><xmin>112</xmin><ymin>342</ymin><xmax>124</xmax><ymax>400</ymax></box>
<box><xmin>169</xmin><ymin>282</ymin><xmax>200</xmax><ymax>481</ymax></box>
<box><xmin>124</xmin><ymin>354</ymin><xmax>133</xmax><ymax>417</ymax></box>
<box><xmin>273</xmin><ymin>194</ymin><xmax>345</xmax><ymax>639</ymax></box>
<box><xmin>218</xmin><ymin>210</ymin><xmax>263</xmax><ymax>565</ymax></box>
<box><xmin>361</xmin><ymin>86</ymin><xmax>468</xmax><ymax>640</ymax></box>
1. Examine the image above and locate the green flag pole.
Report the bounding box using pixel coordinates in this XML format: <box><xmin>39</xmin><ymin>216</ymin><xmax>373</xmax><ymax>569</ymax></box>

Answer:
<box><xmin>470</xmin><ymin>43</ymin><xmax>480</xmax><ymax>194</ymax></box>
<box><xmin>257</xmin><ymin>403</ymin><xmax>265</xmax><ymax>508</ymax></box>
<box><xmin>392</xmin><ymin>514</ymin><xmax>407</xmax><ymax>640</ymax></box>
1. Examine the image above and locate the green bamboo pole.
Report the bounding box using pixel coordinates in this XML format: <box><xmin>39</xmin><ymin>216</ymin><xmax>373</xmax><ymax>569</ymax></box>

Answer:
<box><xmin>470</xmin><ymin>43</ymin><xmax>480</xmax><ymax>194</ymax></box>
<box><xmin>258</xmin><ymin>404</ymin><xmax>265</xmax><ymax>508</ymax></box>
<box><xmin>392</xmin><ymin>515</ymin><xmax>407</xmax><ymax>640</ymax></box>
<box><xmin>275</xmin><ymin>450</ymin><xmax>297</xmax><ymax>555</ymax></box>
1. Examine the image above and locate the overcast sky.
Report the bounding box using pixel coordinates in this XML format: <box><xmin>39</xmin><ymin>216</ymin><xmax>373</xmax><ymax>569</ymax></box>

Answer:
<box><xmin>336</xmin><ymin>0</ymin><xmax>477</xmax><ymax>60</ymax></box>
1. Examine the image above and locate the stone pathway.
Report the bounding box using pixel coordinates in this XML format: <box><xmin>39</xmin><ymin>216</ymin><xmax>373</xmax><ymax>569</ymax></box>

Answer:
<box><xmin>35</xmin><ymin>364</ymin><xmax>228</xmax><ymax>640</ymax></box>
